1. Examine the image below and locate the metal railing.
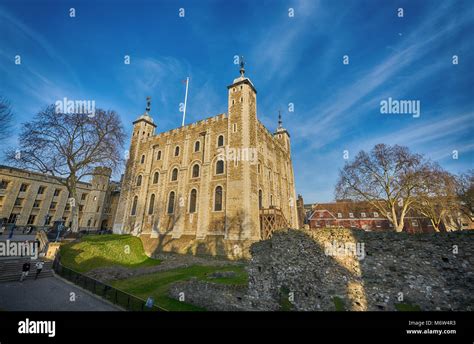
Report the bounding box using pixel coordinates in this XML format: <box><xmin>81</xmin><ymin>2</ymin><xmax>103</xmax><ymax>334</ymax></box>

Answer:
<box><xmin>53</xmin><ymin>257</ymin><xmax>167</xmax><ymax>312</ymax></box>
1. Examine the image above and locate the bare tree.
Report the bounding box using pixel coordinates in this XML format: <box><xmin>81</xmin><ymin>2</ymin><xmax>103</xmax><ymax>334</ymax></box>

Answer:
<box><xmin>455</xmin><ymin>170</ymin><xmax>474</xmax><ymax>219</ymax></box>
<box><xmin>5</xmin><ymin>105</ymin><xmax>125</xmax><ymax>232</ymax></box>
<box><xmin>412</xmin><ymin>164</ymin><xmax>458</xmax><ymax>232</ymax></box>
<box><xmin>440</xmin><ymin>170</ymin><xmax>474</xmax><ymax>231</ymax></box>
<box><xmin>0</xmin><ymin>97</ymin><xmax>13</xmax><ymax>142</ymax></box>
<box><xmin>335</xmin><ymin>144</ymin><xmax>428</xmax><ymax>232</ymax></box>
<box><xmin>442</xmin><ymin>206</ymin><xmax>464</xmax><ymax>232</ymax></box>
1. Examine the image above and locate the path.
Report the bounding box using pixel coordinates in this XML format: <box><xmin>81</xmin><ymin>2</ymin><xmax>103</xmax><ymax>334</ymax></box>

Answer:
<box><xmin>0</xmin><ymin>276</ymin><xmax>121</xmax><ymax>311</ymax></box>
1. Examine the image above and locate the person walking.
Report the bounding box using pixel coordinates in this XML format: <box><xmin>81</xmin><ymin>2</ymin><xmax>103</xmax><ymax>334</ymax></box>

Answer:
<box><xmin>34</xmin><ymin>261</ymin><xmax>44</xmax><ymax>280</ymax></box>
<box><xmin>20</xmin><ymin>261</ymin><xmax>31</xmax><ymax>282</ymax></box>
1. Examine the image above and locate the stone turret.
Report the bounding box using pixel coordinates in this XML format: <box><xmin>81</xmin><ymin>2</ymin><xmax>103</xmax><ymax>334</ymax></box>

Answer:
<box><xmin>226</xmin><ymin>56</ymin><xmax>260</xmax><ymax>240</ymax></box>
<box><xmin>113</xmin><ymin>97</ymin><xmax>156</xmax><ymax>234</ymax></box>
<box><xmin>273</xmin><ymin>111</ymin><xmax>291</xmax><ymax>154</ymax></box>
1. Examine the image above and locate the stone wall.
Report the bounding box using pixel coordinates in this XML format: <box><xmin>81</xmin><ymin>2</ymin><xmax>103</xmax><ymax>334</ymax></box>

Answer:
<box><xmin>140</xmin><ymin>233</ymin><xmax>254</xmax><ymax>260</ymax></box>
<box><xmin>169</xmin><ymin>280</ymin><xmax>253</xmax><ymax>311</ymax></box>
<box><xmin>168</xmin><ymin>228</ymin><xmax>474</xmax><ymax>311</ymax></box>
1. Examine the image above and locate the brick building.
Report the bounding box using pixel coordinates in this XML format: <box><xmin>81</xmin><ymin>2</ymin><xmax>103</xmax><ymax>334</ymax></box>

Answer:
<box><xmin>307</xmin><ymin>201</ymin><xmax>437</xmax><ymax>233</ymax></box>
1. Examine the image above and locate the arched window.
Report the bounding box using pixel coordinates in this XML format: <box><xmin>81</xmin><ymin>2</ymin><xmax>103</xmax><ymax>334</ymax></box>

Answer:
<box><xmin>174</xmin><ymin>146</ymin><xmax>180</xmax><ymax>156</ymax></box>
<box><xmin>131</xmin><ymin>196</ymin><xmax>138</xmax><ymax>216</ymax></box>
<box><xmin>148</xmin><ymin>194</ymin><xmax>155</xmax><ymax>215</ymax></box>
<box><xmin>189</xmin><ymin>189</ymin><xmax>197</xmax><ymax>213</ymax></box>
<box><xmin>192</xmin><ymin>164</ymin><xmax>200</xmax><ymax>178</ymax></box>
<box><xmin>141</xmin><ymin>155</ymin><xmax>145</xmax><ymax>164</ymax></box>
<box><xmin>259</xmin><ymin>190</ymin><xmax>263</xmax><ymax>209</ymax></box>
<box><xmin>167</xmin><ymin>191</ymin><xmax>175</xmax><ymax>214</ymax></box>
<box><xmin>216</xmin><ymin>160</ymin><xmax>224</xmax><ymax>174</ymax></box>
<box><xmin>157</xmin><ymin>150</ymin><xmax>162</xmax><ymax>160</ymax></box>
<box><xmin>270</xmin><ymin>194</ymin><xmax>273</xmax><ymax>206</ymax></box>
<box><xmin>194</xmin><ymin>141</ymin><xmax>200</xmax><ymax>152</ymax></box>
<box><xmin>217</xmin><ymin>135</ymin><xmax>224</xmax><ymax>147</ymax></box>
<box><xmin>153</xmin><ymin>172</ymin><xmax>159</xmax><ymax>184</ymax></box>
<box><xmin>214</xmin><ymin>186</ymin><xmax>223</xmax><ymax>211</ymax></box>
<box><xmin>171</xmin><ymin>168</ymin><xmax>178</xmax><ymax>181</ymax></box>
<box><xmin>136</xmin><ymin>175</ymin><xmax>142</xmax><ymax>186</ymax></box>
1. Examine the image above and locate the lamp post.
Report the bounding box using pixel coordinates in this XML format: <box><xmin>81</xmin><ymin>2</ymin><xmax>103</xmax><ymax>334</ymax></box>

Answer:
<box><xmin>44</xmin><ymin>214</ymin><xmax>50</xmax><ymax>232</ymax></box>
<box><xmin>55</xmin><ymin>222</ymin><xmax>64</xmax><ymax>242</ymax></box>
<box><xmin>9</xmin><ymin>214</ymin><xmax>20</xmax><ymax>239</ymax></box>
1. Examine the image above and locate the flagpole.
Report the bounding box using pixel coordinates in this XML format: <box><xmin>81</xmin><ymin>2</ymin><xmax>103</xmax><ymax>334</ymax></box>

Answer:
<box><xmin>182</xmin><ymin>77</ymin><xmax>189</xmax><ymax>127</ymax></box>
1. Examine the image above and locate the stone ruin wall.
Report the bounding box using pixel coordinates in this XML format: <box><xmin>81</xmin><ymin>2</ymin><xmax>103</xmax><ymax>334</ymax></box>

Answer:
<box><xmin>168</xmin><ymin>228</ymin><xmax>474</xmax><ymax>311</ymax></box>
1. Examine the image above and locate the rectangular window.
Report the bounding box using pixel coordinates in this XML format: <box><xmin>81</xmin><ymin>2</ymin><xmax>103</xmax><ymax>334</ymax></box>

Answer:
<box><xmin>0</xmin><ymin>180</ymin><xmax>9</xmax><ymax>189</ymax></box>
<box><xmin>337</xmin><ymin>213</ymin><xmax>342</xmax><ymax>218</ymax></box>
<box><xmin>54</xmin><ymin>189</ymin><xmax>61</xmax><ymax>196</ymax></box>
<box><xmin>81</xmin><ymin>194</ymin><xmax>87</xmax><ymax>201</ymax></box>
<box><xmin>33</xmin><ymin>200</ymin><xmax>41</xmax><ymax>208</ymax></box>
<box><xmin>50</xmin><ymin>202</ymin><xmax>57</xmax><ymax>210</ymax></box>
<box><xmin>45</xmin><ymin>216</ymin><xmax>52</xmax><ymax>225</ymax></box>
<box><xmin>37</xmin><ymin>186</ymin><xmax>46</xmax><ymax>195</ymax></box>
<box><xmin>79</xmin><ymin>205</ymin><xmax>84</xmax><ymax>212</ymax></box>
<box><xmin>361</xmin><ymin>212</ymin><xmax>366</xmax><ymax>218</ymax></box>
<box><xmin>14</xmin><ymin>198</ymin><xmax>23</xmax><ymax>206</ymax></box>
<box><xmin>373</xmin><ymin>212</ymin><xmax>379</xmax><ymax>218</ymax></box>
<box><xmin>349</xmin><ymin>213</ymin><xmax>354</xmax><ymax>218</ymax></box>
<box><xmin>8</xmin><ymin>213</ymin><xmax>18</xmax><ymax>224</ymax></box>
<box><xmin>27</xmin><ymin>215</ymin><xmax>36</xmax><ymax>225</ymax></box>
<box><xmin>19</xmin><ymin>184</ymin><xmax>28</xmax><ymax>192</ymax></box>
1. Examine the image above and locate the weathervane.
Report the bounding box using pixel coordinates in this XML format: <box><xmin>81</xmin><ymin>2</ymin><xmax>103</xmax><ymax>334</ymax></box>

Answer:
<box><xmin>239</xmin><ymin>55</ymin><xmax>245</xmax><ymax>77</ymax></box>
<box><xmin>146</xmin><ymin>96</ymin><xmax>151</xmax><ymax>113</ymax></box>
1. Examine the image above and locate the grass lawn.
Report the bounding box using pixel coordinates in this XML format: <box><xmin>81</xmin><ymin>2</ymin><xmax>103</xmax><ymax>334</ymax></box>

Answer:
<box><xmin>60</xmin><ymin>234</ymin><xmax>161</xmax><ymax>273</ymax></box>
<box><xmin>333</xmin><ymin>296</ymin><xmax>346</xmax><ymax>311</ymax></box>
<box><xmin>395</xmin><ymin>303</ymin><xmax>421</xmax><ymax>311</ymax></box>
<box><xmin>110</xmin><ymin>265</ymin><xmax>248</xmax><ymax>311</ymax></box>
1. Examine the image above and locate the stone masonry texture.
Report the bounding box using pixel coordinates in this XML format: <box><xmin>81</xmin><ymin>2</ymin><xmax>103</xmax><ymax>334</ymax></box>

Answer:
<box><xmin>169</xmin><ymin>228</ymin><xmax>474</xmax><ymax>311</ymax></box>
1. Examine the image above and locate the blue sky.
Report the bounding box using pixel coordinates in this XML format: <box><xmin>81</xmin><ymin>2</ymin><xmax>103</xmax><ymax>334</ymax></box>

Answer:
<box><xmin>0</xmin><ymin>0</ymin><xmax>473</xmax><ymax>203</ymax></box>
